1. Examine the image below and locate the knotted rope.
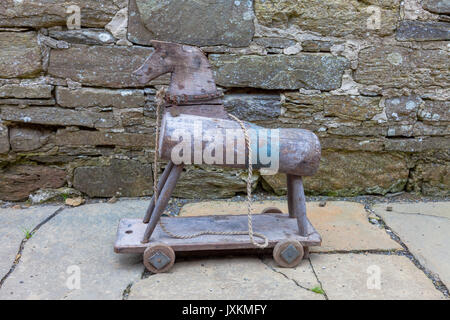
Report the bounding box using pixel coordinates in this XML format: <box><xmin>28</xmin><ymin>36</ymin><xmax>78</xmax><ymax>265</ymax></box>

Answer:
<box><xmin>152</xmin><ymin>87</ymin><xmax>268</xmax><ymax>248</ymax></box>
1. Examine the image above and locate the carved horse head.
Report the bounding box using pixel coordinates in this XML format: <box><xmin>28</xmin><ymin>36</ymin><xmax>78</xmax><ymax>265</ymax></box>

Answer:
<box><xmin>133</xmin><ymin>40</ymin><xmax>218</xmax><ymax>97</ymax></box>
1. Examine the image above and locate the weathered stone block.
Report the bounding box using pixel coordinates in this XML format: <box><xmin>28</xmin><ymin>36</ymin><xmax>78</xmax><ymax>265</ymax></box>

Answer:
<box><xmin>396</xmin><ymin>20</ymin><xmax>450</xmax><ymax>41</ymax></box>
<box><xmin>0</xmin><ymin>32</ymin><xmax>42</xmax><ymax>78</ymax></box>
<box><xmin>48</xmin><ymin>45</ymin><xmax>154</xmax><ymax>88</ymax></box>
<box><xmin>413</xmin><ymin>122</ymin><xmax>450</xmax><ymax>136</ymax></box>
<box><xmin>0</xmin><ymin>106</ymin><xmax>115</xmax><ymax>129</ymax></box>
<box><xmin>56</xmin><ymin>87</ymin><xmax>145</xmax><ymax>109</ymax></box>
<box><xmin>323</xmin><ymin>95</ymin><xmax>382</xmax><ymax>121</ymax></box>
<box><xmin>418</xmin><ymin>100</ymin><xmax>450</xmax><ymax>122</ymax></box>
<box><xmin>385</xmin><ymin>95</ymin><xmax>422</xmax><ymax>122</ymax></box>
<box><xmin>0</xmin><ymin>0</ymin><xmax>119</xmax><ymax>28</ymax></box>
<box><xmin>422</xmin><ymin>0</ymin><xmax>450</xmax><ymax>14</ymax></box>
<box><xmin>128</xmin><ymin>0</ymin><xmax>254</xmax><ymax>47</ymax></box>
<box><xmin>9</xmin><ymin>127</ymin><xmax>52</xmax><ymax>152</ymax></box>
<box><xmin>173</xmin><ymin>166</ymin><xmax>260</xmax><ymax>199</ymax></box>
<box><xmin>52</xmin><ymin>130</ymin><xmax>153</xmax><ymax>148</ymax></box>
<box><xmin>210</xmin><ymin>54</ymin><xmax>348</xmax><ymax>90</ymax></box>
<box><xmin>73</xmin><ymin>159</ymin><xmax>153</xmax><ymax>197</ymax></box>
<box><xmin>223</xmin><ymin>94</ymin><xmax>281</xmax><ymax>124</ymax></box>
<box><xmin>282</xmin><ymin>93</ymin><xmax>381</xmax><ymax>121</ymax></box>
<box><xmin>0</xmin><ymin>84</ymin><xmax>52</xmax><ymax>99</ymax></box>
<box><xmin>48</xmin><ymin>29</ymin><xmax>115</xmax><ymax>45</ymax></box>
<box><xmin>262</xmin><ymin>151</ymin><xmax>409</xmax><ymax>196</ymax></box>
<box><xmin>409</xmin><ymin>162</ymin><xmax>449</xmax><ymax>196</ymax></box>
<box><xmin>0</xmin><ymin>165</ymin><xmax>66</xmax><ymax>201</ymax></box>
<box><xmin>384</xmin><ymin>137</ymin><xmax>449</xmax><ymax>152</ymax></box>
<box><xmin>354</xmin><ymin>46</ymin><xmax>449</xmax><ymax>89</ymax></box>
<box><xmin>0</xmin><ymin>122</ymin><xmax>9</xmax><ymax>154</ymax></box>
<box><xmin>255</xmin><ymin>0</ymin><xmax>400</xmax><ymax>37</ymax></box>
<box><xmin>304</xmin><ymin>151</ymin><xmax>409</xmax><ymax>196</ymax></box>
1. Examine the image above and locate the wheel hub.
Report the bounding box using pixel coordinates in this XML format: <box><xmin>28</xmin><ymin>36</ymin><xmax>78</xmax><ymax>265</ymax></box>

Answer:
<box><xmin>149</xmin><ymin>250</ymin><xmax>171</xmax><ymax>270</ymax></box>
<box><xmin>281</xmin><ymin>243</ymin><xmax>300</xmax><ymax>264</ymax></box>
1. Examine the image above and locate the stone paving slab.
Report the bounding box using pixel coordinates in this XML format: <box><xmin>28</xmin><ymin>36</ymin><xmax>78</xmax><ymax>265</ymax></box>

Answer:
<box><xmin>128</xmin><ymin>257</ymin><xmax>324</xmax><ymax>300</ymax></box>
<box><xmin>0</xmin><ymin>205</ymin><xmax>61</xmax><ymax>277</ymax></box>
<box><xmin>0</xmin><ymin>200</ymin><xmax>149</xmax><ymax>300</ymax></box>
<box><xmin>373</xmin><ymin>202</ymin><xmax>450</xmax><ymax>288</ymax></box>
<box><xmin>180</xmin><ymin>201</ymin><xmax>402</xmax><ymax>252</ymax></box>
<box><xmin>310</xmin><ymin>253</ymin><xmax>444</xmax><ymax>300</ymax></box>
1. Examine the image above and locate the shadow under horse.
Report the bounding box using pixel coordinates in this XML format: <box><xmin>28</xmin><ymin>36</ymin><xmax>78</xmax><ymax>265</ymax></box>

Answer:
<box><xmin>133</xmin><ymin>40</ymin><xmax>321</xmax><ymax>248</ymax></box>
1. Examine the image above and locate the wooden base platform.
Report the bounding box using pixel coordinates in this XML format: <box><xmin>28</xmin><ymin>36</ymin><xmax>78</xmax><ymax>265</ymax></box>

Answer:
<box><xmin>114</xmin><ymin>213</ymin><xmax>321</xmax><ymax>253</ymax></box>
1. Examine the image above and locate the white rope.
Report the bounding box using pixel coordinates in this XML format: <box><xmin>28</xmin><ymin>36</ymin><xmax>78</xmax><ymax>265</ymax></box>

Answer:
<box><xmin>153</xmin><ymin>87</ymin><xmax>268</xmax><ymax>248</ymax></box>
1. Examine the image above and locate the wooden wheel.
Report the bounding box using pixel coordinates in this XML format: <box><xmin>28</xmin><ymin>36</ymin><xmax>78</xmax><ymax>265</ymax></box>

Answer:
<box><xmin>143</xmin><ymin>243</ymin><xmax>175</xmax><ymax>273</ymax></box>
<box><xmin>273</xmin><ymin>240</ymin><xmax>304</xmax><ymax>268</ymax></box>
<box><xmin>261</xmin><ymin>207</ymin><xmax>283</xmax><ymax>214</ymax></box>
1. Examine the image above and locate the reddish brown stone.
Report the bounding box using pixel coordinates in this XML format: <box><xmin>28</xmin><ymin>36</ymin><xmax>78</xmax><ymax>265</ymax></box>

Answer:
<box><xmin>0</xmin><ymin>165</ymin><xmax>66</xmax><ymax>201</ymax></box>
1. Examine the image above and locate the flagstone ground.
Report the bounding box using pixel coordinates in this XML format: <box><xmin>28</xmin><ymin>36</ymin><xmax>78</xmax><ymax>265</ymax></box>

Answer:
<box><xmin>0</xmin><ymin>197</ymin><xmax>448</xmax><ymax>300</ymax></box>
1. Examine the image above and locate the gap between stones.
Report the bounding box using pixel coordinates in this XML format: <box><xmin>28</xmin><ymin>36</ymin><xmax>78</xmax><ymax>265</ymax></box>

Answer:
<box><xmin>364</xmin><ymin>202</ymin><xmax>449</xmax><ymax>298</ymax></box>
<box><xmin>0</xmin><ymin>206</ymin><xmax>66</xmax><ymax>290</ymax></box>
<box><xmin>259</xmin><ymin>257</ymin><xmax>325</xmax><ymax>297</ymax></box>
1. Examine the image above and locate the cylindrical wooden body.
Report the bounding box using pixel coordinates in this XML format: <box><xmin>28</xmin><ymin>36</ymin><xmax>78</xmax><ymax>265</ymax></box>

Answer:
<box><xmin>158</xmin><ymin>112</ymin><xmax>321</xmax><ymax>176</ymax></box>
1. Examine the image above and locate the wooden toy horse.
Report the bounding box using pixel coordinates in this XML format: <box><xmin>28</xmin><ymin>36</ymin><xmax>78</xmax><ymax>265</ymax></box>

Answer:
<box><xmin>114</xmin><ymin>40</ymin><xmax>322</xmax><ymax>273</ymax></box>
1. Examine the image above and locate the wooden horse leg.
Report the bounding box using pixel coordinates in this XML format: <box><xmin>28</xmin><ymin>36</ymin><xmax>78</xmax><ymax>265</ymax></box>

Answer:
<box><xmin>287</xmin><ymin>174</ymin><xmax>308</xmax><ymax>237</ymax></box>
<box><xmin>142</xmin><ymin>164</ymin><xmax>184</xmax><ymax>243</ymax></box>
<box><xmin>143</xmin><ymin>161</ymin><xmax>174</xmax><ymax>223</ymax></box>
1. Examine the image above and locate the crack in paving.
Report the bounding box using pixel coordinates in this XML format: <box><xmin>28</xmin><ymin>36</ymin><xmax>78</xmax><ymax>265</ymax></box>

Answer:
<box><xmin>307</xmin><ymin>258</ymin><xmax>329</xmax><ymax>300</ymax></box>
<box><xmin>364</xmin><ymin>202</ymin><xmax>449</xmax><ymax>298</ymax></box>
<box><xmin>260</xmin><ymin>257</ymin><xmax>326</xmax><ymax>297</ymax></box>
<box><xmin>0</xmin><ymin>206</ymin><xmax>66</xmax><ymax>290</ymax></box>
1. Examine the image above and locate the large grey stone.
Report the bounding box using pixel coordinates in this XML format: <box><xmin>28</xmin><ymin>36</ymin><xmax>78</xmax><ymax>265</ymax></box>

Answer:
<box><xmin>310</xmin><ymin>253</ymin><xmax>444</xmax><ymax>299</ymax></box>
<box><xmin>373</xmin><ymin>202</ymin><xmax>450</xmax><ymax>288</ymax></box>
<box><xmin>354</xmin><ymin>46</ymin><xmax>449</xmax><ymax>89</ymax></box>
<box><xmin>396</xmin><ymin>20</ymin><xmax>450</xmax><ymax>41</ymax></box>
<box><xmin>73</xmin><ymin>159</ymin><xmax>153</xmax><ymax>198</ymax></box>
<box><xmin>0</xmin><ymin>201</ymin><xmax>146</xmax><ymax>300</ymax></box>
<box><xmin>0</xmin><ymin>84</ymin><xmax>52</xmax><ymax>99</ymax></box>
<box><xmin>48</xmin><ymin>45</ymin><xmax>154</xmax><ymax>88</ymax></box>
<box><xmin>128</xmin><ymin>0</ymin><xmax>254</xmax><ymax>47</ymax></box>
<box><xmin>0</xmin><ymin>32</ymin><xmax>42</xmax><ymax>78</ymax></box>
<box><xmin>129</xmin><ymin>257</ymin><xmax>324</xmax><ymax>300</ymax></box>
<box><xmin>0</xmin><ymin>165</ymin><xmax>66</xmax><ymax>201</ymax></box>
<box><xmin>0</xmin><ymin>205</ymin><xmax>61</xmax><ymax>278</ymax></box>
<box><xmin>223</xmin><ymin>94</ymin><xmax>281</xmax><ymax>125</ymax></box>
<box><xmin>422</xmin><ymin>0</ymin><xmax>450</xmax><ymax>14</ymax></box>
<box><xmin>255</xmin><ymin>0</ymin><xmax>400</xmax><ymax>37</ymax></box>
<box><xmin>210</xmin><ymin>54</ymin><xmax>348</xmax><ymax>91</ymax></box>
<box><xmin>56</xmin><ymin>87</ymin><xmax>145</xmax><ymax>109</ymax></box>
<box><xmin>0</xmin><ymin>106</ymin><xmax>115</xmax><ymax>129</ymax></box>
<box><xmin>0</xmin><ymin>0</ymin><xmax>119</xmax><ymax>28</ymax></box>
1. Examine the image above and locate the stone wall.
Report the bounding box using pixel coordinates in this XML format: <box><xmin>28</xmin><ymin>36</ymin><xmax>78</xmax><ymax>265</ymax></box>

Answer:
<box><xmin>0</xmin><ymin>0</ymin><xmax>448</xmax><ymax>201</ymax></box>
